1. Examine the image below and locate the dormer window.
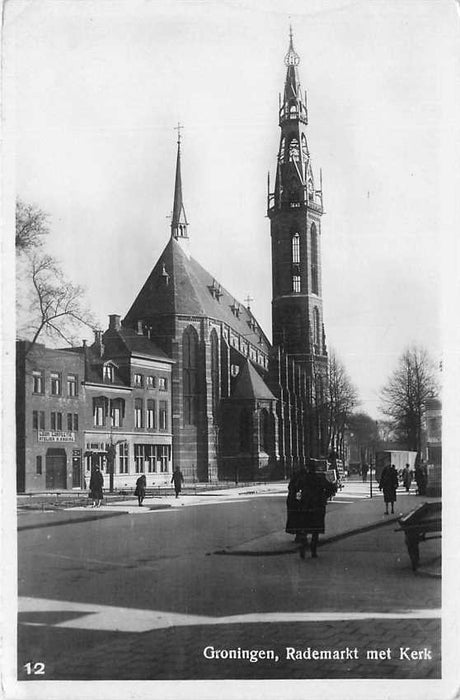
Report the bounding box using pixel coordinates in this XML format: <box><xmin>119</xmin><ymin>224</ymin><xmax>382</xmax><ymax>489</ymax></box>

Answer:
<box><xmin>103</xmin><ymin>364</ymin><xmax>114</xmax><ymax>383</ymax></box>
<box><xmin>230</xmin><ymin>301</ymin><xmax>241</xmax><ymax>318</ymax></box>
<box><xmin>208</xmin><ymin>279</ymin><xmax>223</xmax><ymax>300</ymax></box>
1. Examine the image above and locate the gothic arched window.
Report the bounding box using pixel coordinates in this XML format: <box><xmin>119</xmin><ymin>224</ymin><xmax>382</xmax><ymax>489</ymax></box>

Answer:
<box><xmin>311</xmin><ymin>222</ymin><xmax>319</xmax><ymax>294</ymax></box>
<box><xmin>292</xmin><ymin>232</ymin><xmax>300</xmax><ymax>263</ymax></box>
<box><xmin>313</xmin><ymin>308</ymin><xmax>320</xmax><ymax>353</ymax></box>
<box><xmin>210</xmin><ymin>330</ymin><xmax>219</xmax><ymax>421</ymax></box>
<box><xmin>183</xmin><ymin>326</ymin><xmax>198</xmax><ymax>425</ymax></box>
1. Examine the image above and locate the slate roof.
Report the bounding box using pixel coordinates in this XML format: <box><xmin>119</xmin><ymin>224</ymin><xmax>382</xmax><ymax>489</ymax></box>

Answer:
<box><xmin>124</xmin><ymin>237</ymin><xmax>271</xmax><ymax>353</ymax></box>
<box><xmin>231</xmin><ymin>359</ymin><xmax>275</xmax><ymax>400</ymax></box>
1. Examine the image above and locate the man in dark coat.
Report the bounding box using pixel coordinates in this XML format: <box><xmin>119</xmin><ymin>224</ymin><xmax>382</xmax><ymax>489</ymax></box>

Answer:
<box><xmin>286</xmin><ymin>461</ymin><xmax>337</xmax><ymax>558</ymax></box>
<box><xmin>134</xmin><ymin>474</ymin><xmax>147</xmax><ymax>507</ymax></box>
<box><xmin>89</xmin><ymin>466</ymin><xmax>104</xmax><ymax>508</ymax></box>
<box><xmin>379</xmin><ymin>464</ymin><xmax>399</xmax><ymax>514</ymax></box>
<box><xmin>171</xmin><ymin>468</ymin><xmax>184</xmax><ymax>498</ymax></box>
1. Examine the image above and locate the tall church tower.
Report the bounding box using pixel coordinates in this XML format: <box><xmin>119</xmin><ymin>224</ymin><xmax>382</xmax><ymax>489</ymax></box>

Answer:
<box><xmin>268</xmin><ymin>29</ymin><xmax>328</xmax><ymax>462</ymax></box>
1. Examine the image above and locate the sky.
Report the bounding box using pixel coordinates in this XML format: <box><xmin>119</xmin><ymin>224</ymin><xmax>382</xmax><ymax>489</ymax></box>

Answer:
<box><xmin>5</xmin><ymin>0</ymin><xmax>460</xmax><ymax>418</ymax></box>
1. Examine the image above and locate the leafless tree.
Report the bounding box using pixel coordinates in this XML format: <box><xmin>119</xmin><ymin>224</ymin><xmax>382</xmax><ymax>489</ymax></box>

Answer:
<box><xmin>16</xmin><ymin>199</ymin><xmax>97</xmax><ymax>352</ymax></box>
<box><xmin>326</xmin><ymin>349</ymin><xmax>359</xmax><ymax>460</ymax></box>
<box><xmin>15</xmin><ymin>199</ymin><xmax>49</xmax><ymax>252</ymax></box>
<box><xmin>380</xmin><ymin>345</ymin><xmax>438</xmax><ymax>459</ymax></box>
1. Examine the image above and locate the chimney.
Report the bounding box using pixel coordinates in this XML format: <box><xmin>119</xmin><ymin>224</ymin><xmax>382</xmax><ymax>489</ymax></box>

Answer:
<box><xmin>109</xmin><ymin>314</ymin><xmax>121</xmax><ymax>331</ymax></box>
<box><xmin>94</xmin><ymin>329</ymin><xmax>104</xmax><ymax>357</ymax></box>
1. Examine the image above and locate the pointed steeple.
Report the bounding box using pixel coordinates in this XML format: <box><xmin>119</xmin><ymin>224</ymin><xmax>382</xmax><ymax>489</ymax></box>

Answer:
<box><xmin>171</xmin><ymin>123</ymin><xmax>189</xmax><ymax>243</ymax></box>
<box><xmin>280</xmin><ymin>27</ymin><xmax>308</xmax><ymax>126</ymax></box>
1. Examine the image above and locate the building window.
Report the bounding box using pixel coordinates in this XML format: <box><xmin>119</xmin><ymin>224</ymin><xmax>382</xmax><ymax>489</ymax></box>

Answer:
<box><xmin>311</xmin><ymin>223</ymin><xmax>319</xmax><ymax>294</ymax></box>
<box><xmin>183</xmin><ymin>326</ymin><xmax>198</xmax><ymax>425</ymax></box>
<box><xmin>67</xmin><ymin>374</ymin><xmax>78</xmax><ymax>396</ymax></box>
<box><xmin>32</xmin><ymin>411</ymin><xmax>39</xmax><ymax>429</ymax></box>
<box><xmin>133</xmin><ymin>373</ymin><xmax>143</xmax><ymax>387</ymax></box>
<box><xmin>134</xmin><ymin>398</ymin><xmax>143</xmax><ymax>428</ymax></box>
<box><xmin>146</xmin><ymin>375</ymin><xmax>156</xmax><ymax>389</ymax></box>
<box><xmin>73</xmin><ymin>414</ymin><xmax>79</xmax><ymax>431</ymax></box>
<box><xmin>103</xmin><ymin>364</ymin><xmax>114</xmax><ymax>382</ymax></box>
<box><xmin>51</xmin><ymin>412</ymin><xmax>62</xmax><ymax>431</ymax></box>
<box><xmin>158</xmin><ymin>377</ymin><xmax>167</xmax><ymax>392</ymax></box>
<box><xmin>50</xmin><ymin>372</ymin><xmax>62</xmax><ymax>395</ymax></box>
<box><xmin>313</xmin><ymin>307</ymin><xmax>320</xmax><ymax>353</ymax></box>
<box><xmin>118</xmin><ymin>443</ymin><xmax>129</xmax><ymax>474</ymax></box>
<box><xmin>292</xmin><ymin>232</ymin><xmax>300</xmax><ymax>263</ymax></box>
<box><xmin>146</xmin><ymin>399</ymin><xmax>156</xmax><ymax>430</ymax></box>
<box><xmin>158</xmin><ymin>445</ymin><xmax>170</xmax><ymax>472</ymax></box>
<box><xmin>36</xmin><ymin>455</ymin><xmax>42</xmax><ymax>475</ymax></box>
<box><xmin>39</xmin><ymin>411</ymin><xmax>45</xmax><ymax>429</ymax></box>
<box><xmin>93</xmin><ymin>397</ymin><xmax>107</xmax><ymax>427</ymax></box>
<box><xmin>32</xmin><ymin>371</ymin><xmax>44</xmax><ymax>394</ymax></box>
<box><xmin>288</xmin><ymin>137</ymin><xmax>300</xmax><ymax>162</ymax></box>
<box><xmin>159</xmin><ymin>401</ymin><xmax>168</xmax><ymax>431</ymax></box>
<box><xmin>292</xmin><ymin>275</ymin><xmax>301</xmax><ymax>293</ymax></box>
<box><xmin>110</xmin><ymin>398</ymin><xmax>124</xmax><ymax>428</ymax></box>
<box><xmin>67</xmin><ymin>413</ymin><xmax>73</xmax><ymax>431</ymax></box>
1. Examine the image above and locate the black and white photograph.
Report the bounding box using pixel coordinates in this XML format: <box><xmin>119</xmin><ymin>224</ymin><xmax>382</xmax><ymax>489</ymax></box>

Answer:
<box><xmin>2</xmin><ymin>0</ymin><xmax>460</xmax><ymax>698</ymax></box>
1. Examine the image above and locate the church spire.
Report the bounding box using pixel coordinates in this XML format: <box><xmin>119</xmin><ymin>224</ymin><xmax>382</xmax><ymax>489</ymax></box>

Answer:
<box><xmin>171</xmin><ymin>123</ymin><xmax>189</xmax><ymax>242</ymax></box>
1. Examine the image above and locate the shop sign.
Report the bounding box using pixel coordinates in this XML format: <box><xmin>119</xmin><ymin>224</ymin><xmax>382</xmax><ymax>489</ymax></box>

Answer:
<box><xmin>38</xmin><ymin>430</ymin><xmax>75</xmax><ymax>442</ymax></box>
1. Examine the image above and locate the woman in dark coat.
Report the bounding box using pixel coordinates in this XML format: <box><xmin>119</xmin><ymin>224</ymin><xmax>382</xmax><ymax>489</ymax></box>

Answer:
<box><xmin>286</xmin><ymin>462</ymin><xmax>337</xmax><ymax>558</ymax></box>
<box><xmin>134</xmin><ymin>474</ymin><xmax>147</xmax><ymax>507</ymax></box>
<box><xmin>379</xmin><ymin>464</ymin><xmax>399</xmax><ymax>514</ymax></box>
<box><xmin>89</xmin><ymin>466</ymin><xmax>104</xmax><ymax>508</ymax></box>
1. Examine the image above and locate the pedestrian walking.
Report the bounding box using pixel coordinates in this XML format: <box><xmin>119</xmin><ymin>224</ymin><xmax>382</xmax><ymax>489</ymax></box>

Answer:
<box><xmin>401</xmin><ymin>464</ymin><xmax>412</xmax><ymax>493</ymax></box>
<box><xmin>361</xmin><ymin>463</ymin><xmax>369</xmax><ymax>482</ymax></box>
<box><xmin>89</xmin><ymin>466</ymin><xmax>104</xmax><ymax>508</ymax></box>
<box><xmin>379</xmin><ymin>463</ymin><xmax>399</xmax><ymax>514</ymax></box>
<box><xmin>171</xmin><ymin>468</ymin><xmax>184</xmax><ymax>498</ymax></box>
<box><xmin>134</xmin><ymin>474</ymin><xmax>147</xmax><ymax>507</ymax></box>
<box><xmin>415</xmin><ymin>463</ymin><xmax>428</xmax><ymax>496</ymax></box>
<box><xmin>286</xmin><ymin>461</ymin><xmax>337</xmax><ymax>559</ymax></box>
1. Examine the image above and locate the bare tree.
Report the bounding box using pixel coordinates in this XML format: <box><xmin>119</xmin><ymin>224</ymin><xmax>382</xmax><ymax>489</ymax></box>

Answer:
<box><xmin>326</xmin><ymin>349</ymin><xmax>359</xmax><ymax>459</ymax></box>
<box><xmin>16</xmin><ymin>199</ymin><xmax>97</xmax><ymax>352</ymax></box>
<box><xmin>380</xmin><ymin>345</ymin><xmax>438</xmax><ymax>459</ymax></box>
<box><xmin>16</xmin><ymin>199</ymin><xmax>49</xmax><ymax>252</ymax></box>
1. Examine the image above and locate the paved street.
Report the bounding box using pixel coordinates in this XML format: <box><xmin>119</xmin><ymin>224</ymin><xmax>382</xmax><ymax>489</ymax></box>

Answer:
<box><xmin>16</xmin><ymin>481</ymin><xmax>441</xmax><ymax>681</ymax></box>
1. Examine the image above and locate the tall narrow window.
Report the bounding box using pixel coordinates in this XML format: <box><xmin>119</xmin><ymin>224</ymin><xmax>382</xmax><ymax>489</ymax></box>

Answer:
<box><xmin>93</xmin><ymin>397</ymin><xmax>107</xmax><ymax>427</ymax></box>
<box><xmin>292</xmin><ymin>233</ymin><xmax>300</xmax><ymax>263</ymax></box>
<box><xmin>67</xmin><ymin>374</ymin><xmax>78</xmax><ymax>396</ymax></box>
<box><xmin>32</xmin><ymin>371</ymin><xmax>44</xmax><ymax>394</ymax></box>
<box><xmin>134</xmin><ymin>399</ymin><xmax>143</xmax><ymax>428</ymax></box>
<box><xmin>292</xmin><ymin>275</ymin><xmax>301</xmax><ymax>293</ymax></box>
<box><xmin>313</xmin><ymin>307</ymin><xmax>320</xmax><ymax>353</ymax></box>
<box><xmin>134</xmin><ymin>445</ymin><xmax>144</xmax><ymax>473</ymax></box>
<box><xmin>210</xmin><ymin>330</ymin><xmax>219</xmax><ymax>420</ymax></box>
<box><xmin>159</xmin><ymin>401</ymin><xmax>168</xmax><ymax>431</ymax></box>
<box><xmin>36</xmin><ymin>456</ymin><xmax>42</xmax><ymax>475</ymax></box>
<box><xmin>50</xmin><ymin>372</ymin><xmax>61</xmax><ymax>395</ymax></box>
<box><xmin>146</xmin><ymin>399</ymin><xmax>156</xmax><ymax>429</ymax></box>
<box><xmin>110</xmin><ymin>398</ymin><xmax>124</xmax><ymax>428</ymax></box>
<box><xmin>288</xmin><ymin>138</ymin><xmax>300</xmax><ymax>161</ymax></box>
<box><xmin>33</xmin><ymin>411</ymin><xmax>39</xmax><ymax>430</ymax></box>
<box><xmin>311</xmin><ymin>223</ymin><xmax>319</xmax><ymax>294</ymax></box>
<box><xmin>118</xmin><ymin>443</ymin><xmax>129</xmax><ymax>474</ymax></box>
<box><xmin>183</xmin><ymin>326</ymin><xmax>198</xmax><ymax>425</ymax></box>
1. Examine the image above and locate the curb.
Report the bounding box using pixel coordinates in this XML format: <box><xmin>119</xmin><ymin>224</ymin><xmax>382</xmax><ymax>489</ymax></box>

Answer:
<box><xmin>18</xmin><ymin>511</ymin><xmax>124</xmax><ymax>531</ymax></box>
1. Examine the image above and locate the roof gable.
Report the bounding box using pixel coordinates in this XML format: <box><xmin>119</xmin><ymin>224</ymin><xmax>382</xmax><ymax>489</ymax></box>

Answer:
<box><xmin>232</xmin><ymin>360</ymin><xmax>275</xmax><ymax>400</ymax></box>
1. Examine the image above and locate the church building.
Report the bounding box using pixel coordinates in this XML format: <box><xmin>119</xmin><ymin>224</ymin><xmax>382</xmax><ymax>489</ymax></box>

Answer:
<box><xmin>122</xmin><ymin>30</ymin><xmax>329</xmax><ymax>483</ymax></box>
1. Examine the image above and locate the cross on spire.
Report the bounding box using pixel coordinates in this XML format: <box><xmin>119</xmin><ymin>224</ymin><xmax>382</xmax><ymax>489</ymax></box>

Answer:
<box><xmin>244</xmin><ymin>294</ymin><xmax>254</xmax><ymax>310</ymax></box>
<box><xmin>174</xmin><ymin>122</ymin><xmax>184</xmax><ymax>144</ymax></box>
